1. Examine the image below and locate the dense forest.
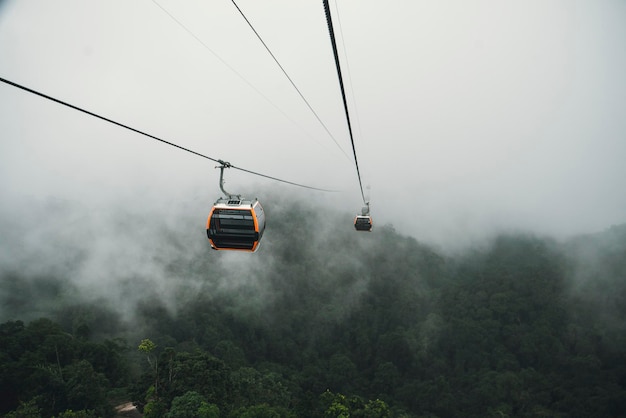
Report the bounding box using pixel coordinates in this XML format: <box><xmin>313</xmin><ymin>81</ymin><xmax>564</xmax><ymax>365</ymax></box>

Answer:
<box><xmin>1</xmin><ymin>198</ymin><xmax>625</xmax><ymax>417</ymax></box>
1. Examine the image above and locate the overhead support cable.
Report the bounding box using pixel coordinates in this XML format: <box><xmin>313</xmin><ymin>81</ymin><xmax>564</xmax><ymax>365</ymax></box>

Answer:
<box><xmin>0</xmin><ymin>76</ymin><xmax>337</xmax><ymax>192</ymax></box>
<box><xmin>150</xmin><ymin>0</ymin><xmax>341</xmax><ymax>159</ymax></box>
<box><xmin>230</xmin><ymin>0</ymin><xmax>351</xmax><ymax>161</ymax></box>
<box><xmin>333</xmin><ymin>0</ymin><xmax>365</xmax><ymax>149</ymax></box>
<box><xmin>322</xmin><ymin>0</ymin><xmax>366</xmax><ymax>204</ymax></box>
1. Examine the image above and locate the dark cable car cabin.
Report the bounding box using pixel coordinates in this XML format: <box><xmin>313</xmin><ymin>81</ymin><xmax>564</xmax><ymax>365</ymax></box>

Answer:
<box><xmin>354</xmin><ymin>215</ymin><xmax>373</xmax><ymax>231</ymax></box>
<box><xmin>207</xmin><ymin>197</ymin><xmax>266</xmax><ymax>252</ymax></box>
<box><xmin>354</xmin><ymin>202</ymin><xmax>373</xmax><ymax>232</ymax></box>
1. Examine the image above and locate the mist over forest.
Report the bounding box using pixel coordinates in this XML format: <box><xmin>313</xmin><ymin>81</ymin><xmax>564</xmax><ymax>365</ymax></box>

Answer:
<box><xmin>1</xmin><ymin>194</ymin><xmax>625</xmax><ymax>417</ymax></box>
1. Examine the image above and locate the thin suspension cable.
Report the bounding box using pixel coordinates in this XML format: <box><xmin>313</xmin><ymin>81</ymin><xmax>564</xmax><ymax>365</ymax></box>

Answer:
<box><xmin>230</xmin><ymin>0</ymin><xmax>351</xmax><ymax>162</ymax></box>
<box><xmin>150</xmin><ymin>1</ymin><xmax>276</xmax><ymax>110</ymax></box>
<box><xmin>333</xmin><ymin>0</ymin><xmax>365</xmax><ymax>152</ymax></box>
<box><xmin>0</xmin><ymin>76</ymin><xmax>336</xmax><ymax>192</ymax></box>
<box><xmin>150</xmin><ymin>0</ymin><xmax>337</xmax><ymax>158</ymax></box>
<box><xmin>322</xmin><ymin>0</ymin><xmax>366</xmax><ymax>204</ymax></box>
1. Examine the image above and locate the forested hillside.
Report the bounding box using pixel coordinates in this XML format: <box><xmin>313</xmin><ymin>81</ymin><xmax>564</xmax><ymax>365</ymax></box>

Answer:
<box><xmin>1</xmin><ymin>200</ymin><xmax>625</xmax><ymax>417</ymax></box>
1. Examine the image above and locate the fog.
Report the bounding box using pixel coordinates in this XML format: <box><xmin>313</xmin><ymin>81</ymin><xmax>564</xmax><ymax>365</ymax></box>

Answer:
<box><xmin>0</xmin><ymin>190</ymin><xmax>374</xmax><ymax>326</ymax></box>
<box><xmin>1</xmin><ymin>0</ymin><xmax>625</xmax><ymax>267</ymax></box>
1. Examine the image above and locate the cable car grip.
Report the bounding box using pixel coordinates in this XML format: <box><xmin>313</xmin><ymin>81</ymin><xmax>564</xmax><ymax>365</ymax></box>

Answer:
<box><xmin>361</xmin><ymin>202</ymin><xmax>370</xmax><ymax>216</ymax></box>
<box><xmin>215</xmin><ymin>160</ymin><xmax>240</xmax><ymax>199</ymax></box>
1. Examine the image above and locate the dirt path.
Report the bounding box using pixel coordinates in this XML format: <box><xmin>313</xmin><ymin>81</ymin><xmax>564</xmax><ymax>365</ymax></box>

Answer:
<box><xmin>114</xmin><ymin>402</ymin><xmax>142</xmax><ymax>418</ymax></box>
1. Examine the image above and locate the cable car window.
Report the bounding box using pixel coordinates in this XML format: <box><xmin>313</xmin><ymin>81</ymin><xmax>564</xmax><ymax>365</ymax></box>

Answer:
<box><xmin>211</xmin><ymin>210</ymin><xmax>255</xmax><ymax>230</ymax></box>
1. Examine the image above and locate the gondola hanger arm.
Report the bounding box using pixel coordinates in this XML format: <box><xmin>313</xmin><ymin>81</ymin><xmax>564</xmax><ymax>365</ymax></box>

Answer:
<box><xmin>216</xmin><ymin>160</ymin><xmax>240</xmax><ymax>199</ymax></box>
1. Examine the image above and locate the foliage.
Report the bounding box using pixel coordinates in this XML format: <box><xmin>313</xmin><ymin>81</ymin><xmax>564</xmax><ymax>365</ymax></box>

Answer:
<box><xmin>165</xmin><ymin>391</ymin><xmax>219</xmax><ymax>418</ymax></box>
<box><xmin>2</xmin><ymin>203</ymin><xmax>626</xmax><ymax>417</ymax></box>
<box><xmin>143</xmin><ymin>399</ymin><xmax>167</xmax><ymax>418</ymax></box>
<box><xmin>54</xmin><ymin>410</ymin><xmax>99</xmax><ymax>418</ymax></box>
<box><xmin>3</xmin><ymin>399</ymin><xmax>41</xmax><ymax>418</ymax></box>
<box><xmin>321</xmin><ymin>391</ymin><xmax>391</xmax><ymax>418</ymax></box>
<box><xmin>0</xmin><ymin>316</ymin><xmax>124</xmax><ymax>417</ymax></box>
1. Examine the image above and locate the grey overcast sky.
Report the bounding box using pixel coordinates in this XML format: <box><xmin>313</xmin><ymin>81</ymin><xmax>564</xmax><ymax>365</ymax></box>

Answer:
<box><xmin>1</xmin><ymin>0</ymin><xmax>625</xmax><ymax>249</ymax></box>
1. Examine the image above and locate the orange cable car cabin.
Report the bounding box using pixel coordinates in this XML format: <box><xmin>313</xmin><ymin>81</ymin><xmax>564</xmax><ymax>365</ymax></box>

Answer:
<box><xmin>354</xmin><ymin>202</ymin><xmax>372</xmax><ymax>232</ymax></box>
<box><xmin>206</xmin><ymin>197</ymin><xmax>266</xmax><ymax>252</ymax></box>
<box><xmin>354</xmin><ymin>214</ymin><xmax>373</xmax><ymax>231</ymax></box>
